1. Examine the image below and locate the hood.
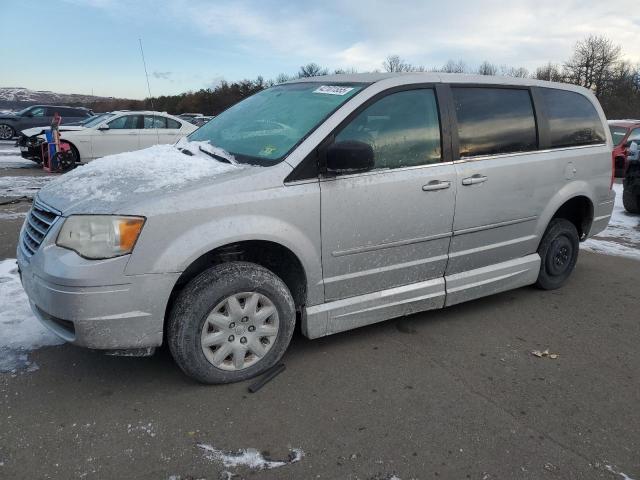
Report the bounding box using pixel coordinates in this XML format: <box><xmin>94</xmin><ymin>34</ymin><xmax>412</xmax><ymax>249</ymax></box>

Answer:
<box><xmin>37</xmin><ymin>143</ymin><xmax>250</xmax><ymax>215</ymax></box>
<box><xmin>0</xmin><ymin>112</ymin><xmax>18</xmax><ymax>121</ymax></box>
<box><xmin>21</xmin><ymin>125</ymin><xmax>86</xmax><ymax>137</ymax></box>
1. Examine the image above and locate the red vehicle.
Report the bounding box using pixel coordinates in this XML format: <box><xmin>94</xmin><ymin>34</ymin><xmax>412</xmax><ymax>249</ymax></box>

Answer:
<box><xmin>609</xmin><ymin>119</ymin><xmax>640</xmax><ymax>177</ymax></box>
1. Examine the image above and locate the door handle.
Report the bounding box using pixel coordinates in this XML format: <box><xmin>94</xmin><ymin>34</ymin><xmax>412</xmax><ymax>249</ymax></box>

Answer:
<box><xmin>462</xmin><ymin>174</ymin><xmax>488</xmax><ymax>186</ymax></box>
<box><xmin>422</xmin><ymin>180</ymin><xmax>451</xmax><ymax>191</ymax></box>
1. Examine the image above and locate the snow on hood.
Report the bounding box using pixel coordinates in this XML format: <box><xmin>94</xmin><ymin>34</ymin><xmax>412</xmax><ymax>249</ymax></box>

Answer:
<box><xmin>21</xmin><ymin>125</ymin><xmax>86</xmax><ymax>137</ymax></box>
<box><xmin>39</xmin><ymin>142</ymin><xmax>242</xmax><ymax>211</ymax></box>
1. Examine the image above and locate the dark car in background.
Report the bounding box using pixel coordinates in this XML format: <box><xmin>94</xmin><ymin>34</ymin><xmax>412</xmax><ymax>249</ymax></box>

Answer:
<box><xmin>0</xmin><ymin>105</ymin><xmax>93</xmax><ymax>140</ymax></box>
<box><xmin>609</xmin><ymin>119</ymin><xmax>640</xmax><ymax>177</ymax></box>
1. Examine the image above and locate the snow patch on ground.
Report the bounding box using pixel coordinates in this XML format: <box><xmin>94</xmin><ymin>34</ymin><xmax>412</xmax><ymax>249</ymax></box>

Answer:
<box><xmin>0</xmin><ymin>155</ymin><xmax>36</xmax><ymax>169</ymax></box>
<box><xmin>197</xmin><ymin>443</ymin><xmax>304</xmax><ymax>471</ymax></box>
<box><xmin>605</xmin><ymin>463</ymin><xmax>637</xmax><ymax>480</ymax></box>
<box><xmin>0</xmin><ymin>259</ymin><xmax>64</xmax><ymax>373</ymax></box>
<box><xmin>42</xmin><ymin>143</ymin><xmax>241</xmax><ymax>203</ymax></box>
<box><xmin>0</xmin><ymin>175</ymin><xmax>55</xmax><ymax>197</ymax></box>
<box><xmin>583</xmin><ymin>184</ymin><xmax>640</xmax><ymax>260</ymax></box>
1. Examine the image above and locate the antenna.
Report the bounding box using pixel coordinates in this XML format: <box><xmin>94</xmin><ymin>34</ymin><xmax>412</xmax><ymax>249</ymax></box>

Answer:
<box><xmin>138</xmin><ymin>37</ymin><xmax>160</xmax><ymax>143</ymax></box>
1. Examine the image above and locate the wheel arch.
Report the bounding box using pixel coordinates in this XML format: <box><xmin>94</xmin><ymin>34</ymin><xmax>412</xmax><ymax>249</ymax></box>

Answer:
<box><xmin>538</xmin><ymin>190</ymin><xmax>595</xmax><ymax>244</ymax></box>
<box><xmin>59</xmin><ymin>138</ymin><xmax>81</xmax><ymax>162</ymax></box>
<box><xmin>164</xmin><ymin>240</ymin><xmax>309</xmax><ymax>334</ymax></box>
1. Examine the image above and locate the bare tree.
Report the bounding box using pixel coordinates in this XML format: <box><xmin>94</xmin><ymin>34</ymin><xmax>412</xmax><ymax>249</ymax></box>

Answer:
<box><xmin>440</xmin><ymin>60</ymin><xmax>467</xmax><ymax>73</ymax></box>
<box><xmin>477</xmin><ymin>61</ymin><xmax>498</xmax><ymax>76</ymax></box>
<box><xmin>333</xmin><ymin>67</ymin><xmax>359</xmax><ymax>75</ymax></box>
<box><xmin>297</xmin><ymin>63</ymin><xmax>329</xmax><ymax>78</ymax></box>
<box><xmin>500</xmin><ymin>65</ymin><xmax>529</xmax><ymax>78</ymax></box>
<box><xmin>535</xmin><ymin>63</ymin><xmax>563</xmax><ymax>82</ymax></box>
<box><xmin>564</xmin><ymin>35</ymin><xmax>621</xmax><ymax>96</ymax></box>
<box><xmin>383</xmin><ymin>55</ymin><xmax>411</xmax><ymax>72</ymax></box>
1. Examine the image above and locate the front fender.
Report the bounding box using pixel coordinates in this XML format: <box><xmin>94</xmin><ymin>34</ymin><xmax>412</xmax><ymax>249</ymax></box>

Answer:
<box><xmin>125</xmin><ymin>213</ymin><xmax>324</xmax><ymax>305</ymax></box>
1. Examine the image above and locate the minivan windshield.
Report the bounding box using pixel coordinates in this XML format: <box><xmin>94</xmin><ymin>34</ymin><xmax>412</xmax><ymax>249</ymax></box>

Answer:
<box><xmin>609</xmin><ymin>126</ymin><xmax>628</xmax><ymax>146</ymax></box>
<box><xmin>187</xmin><ymin>82</ymin><xmax>364</xmax><ymax>165</ymax></box>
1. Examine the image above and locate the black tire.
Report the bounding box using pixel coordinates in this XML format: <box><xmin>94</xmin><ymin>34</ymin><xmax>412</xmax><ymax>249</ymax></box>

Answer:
<box><xmin>622</xmin><ymin>187</ymin><xmax>639</xmax><ymax>214</ymax></box>
<box><xmin>535</xmin><ymin>218</ymin><xmax>580</xmax><ymax>290</ymax></box>
<box><xmin>168</xmin><ymin>262</ymin><xmax>296</xmax><ymax>384</ymax></box>
<box><xmin>0</xmin><ymin>124</ymin><xmax>15</xmax><ymax>140</ymax></box>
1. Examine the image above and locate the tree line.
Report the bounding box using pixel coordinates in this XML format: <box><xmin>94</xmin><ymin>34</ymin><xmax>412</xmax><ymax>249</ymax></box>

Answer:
<box><xmin>90</xmin><ymin>35</ymin><xmax>639</xmax><ymax>119</ymax></box>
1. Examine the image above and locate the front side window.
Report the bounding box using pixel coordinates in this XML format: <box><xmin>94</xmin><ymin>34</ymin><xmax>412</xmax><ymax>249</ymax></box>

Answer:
<box><xmin>334</xmin><ymin>89</ymin><xmax>442</xmax><ymax>170</ymax></box>
<box><xmin>452</xmin><ymin>87</ymin><xmax>537</xmax><ymax>157</ymax></box>
<box><xmin>29</xmin><ymin>107</ymin><xmax>46</xmax><ymax>117</ymax></box>
<box><xmin>538</xmin><ymin>88</ymin><xmax>606</xmax><ymax>148</ymax></box>
<box><xmin>108</xmin><ymin>115</ymin><xmax>142</xmax><ymax>129</ymax></box>
<box><xmin>188</xmin><ymin>82</ymin><xmax>364</xmax><ymax>165</ymax></box>
<box><xmin>609</xmin><ymin>126</ymin><xmax>628</xmax><ymax>146</ymax></box>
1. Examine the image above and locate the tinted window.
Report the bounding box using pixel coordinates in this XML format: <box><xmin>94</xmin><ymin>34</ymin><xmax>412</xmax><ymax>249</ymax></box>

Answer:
<box><xmin>144</xmin><ymin>115</ymin><xmax>167</xmax><ymax>129</ymax></box>
<box><xmin>167</xmin><ymin>118</ymin><xmax>182</xmax><ymax>129</ymax></box>
<box><xmin>334</xmin><ymin>89</ymin><xmax>441</xmax><ymax>169</ymax></box>
<box><xmin>452</xmin><ymin>87</ymin><xmax>537</xmax><ymax>157</ymax></box>
<box><xmin>108</xmin><ymin>115</ymin><xmax>142</xmax><ymax>129</ymax></box>
<box><xmin>538</xmin><ymin>88</ymin><xmax>605</xmax><ymax>148</ymax></box>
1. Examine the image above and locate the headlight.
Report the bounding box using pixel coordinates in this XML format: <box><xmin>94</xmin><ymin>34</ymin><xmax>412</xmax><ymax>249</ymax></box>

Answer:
<box><xmin>56</xmin><ymin>215</ymin><xmax>145</xmax><ymax>259</ymax></box>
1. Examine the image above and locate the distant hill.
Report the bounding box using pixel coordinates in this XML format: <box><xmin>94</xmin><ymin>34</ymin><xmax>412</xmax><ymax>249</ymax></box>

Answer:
<box><xmin>0</xmin><ymin>87</ymin><xmax>127</xmax><ymax>110</ymax></box>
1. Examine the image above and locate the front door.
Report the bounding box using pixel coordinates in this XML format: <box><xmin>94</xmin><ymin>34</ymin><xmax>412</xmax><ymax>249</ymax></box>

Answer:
<box><xmin>320</xmin><ymin>88</ymin><xmax>455</xmax><ymax>303</ymax></box>
<box><xmin>91</xmin><ymin>114</ymin><xmax>142</xmax><ymax>159</ymax></box>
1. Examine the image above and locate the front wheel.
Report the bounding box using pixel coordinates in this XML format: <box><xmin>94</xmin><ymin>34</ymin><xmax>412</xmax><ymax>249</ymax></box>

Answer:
<box><xmin>0</xmin><ymin>124</ymin><xmax>15</xmax><ymax>140</ymax></box>
<box><xmin>168</xmin><ymin>262</ymin><xmax>296</xmax><ymax>384</ymax></box>
<box><xmin>535</xmin><ymin>218</ymin><xmax>579</xmax><ymax>290</ymax></box>
<box><xmin>622</xmin><ymin>187</ymin><xmax>639</xmax><ymax>214</ymax></box>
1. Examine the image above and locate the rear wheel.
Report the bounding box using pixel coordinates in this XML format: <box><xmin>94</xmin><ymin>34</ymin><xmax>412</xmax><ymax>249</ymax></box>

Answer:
<box><xmin>535</xmin><ymin>219</ymin><xmax>579</xmax><ymax>290</ymax></box>
<box><xmin>0</xmin><ymin>124</ymin><xmax>15</xmax><ymax>140</ymax></box>
<box><xmin>622</xmin><ymin>186</ymin><xmax>639</xmax><ymax>214</ymax></box>
<box><xmin>168</xmin><ymin>262</ymin><xmax>296</xmax><ymax>384</ymax></box>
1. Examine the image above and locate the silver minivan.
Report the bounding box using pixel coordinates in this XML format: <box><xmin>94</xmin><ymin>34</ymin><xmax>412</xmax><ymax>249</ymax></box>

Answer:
<box><xmin>18</xmin><ymin>73</ymin><xmax>615</xmax><ymax>383</ymax></box>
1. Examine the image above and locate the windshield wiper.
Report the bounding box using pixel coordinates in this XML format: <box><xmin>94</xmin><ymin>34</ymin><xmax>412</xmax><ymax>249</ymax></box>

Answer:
<box><xmin>198</xmin><ymin>146</ymin><xmax>232</xmax><ymax>164</ymax></box>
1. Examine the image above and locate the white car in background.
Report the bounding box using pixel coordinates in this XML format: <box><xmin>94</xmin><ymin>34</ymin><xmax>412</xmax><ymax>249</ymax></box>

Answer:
<box><xmin>19</xmin><ymin>111</ymin><xmax>197</xmax><ymax>163</ymax></box>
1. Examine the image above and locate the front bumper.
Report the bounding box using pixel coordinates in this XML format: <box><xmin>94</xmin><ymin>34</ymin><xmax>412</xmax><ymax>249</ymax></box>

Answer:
<box><xmin>17</xmin><ymin>218</ymin><xmax>180</xmax><ymax>350</ymax></box>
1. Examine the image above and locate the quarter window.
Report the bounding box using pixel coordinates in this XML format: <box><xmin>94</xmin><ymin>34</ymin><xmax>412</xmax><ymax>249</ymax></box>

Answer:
<box><xmin>167</xmin><ymin>118</ymin><xmax>182</xmax><ymax>129</ymax></box>
<box><xmin>334</xmin><ymin>89</ymin><xmax>441</xmax><ymax>170</ymax></box>
<box><xmin>452</xmin><ymin>87</ymin><xmax>537</xmax><ymax>157</ymax></box>
<box><xmin>537</xmin><ymin>88</ymin><xmax>605</xmax><ymax>148</ymax></box>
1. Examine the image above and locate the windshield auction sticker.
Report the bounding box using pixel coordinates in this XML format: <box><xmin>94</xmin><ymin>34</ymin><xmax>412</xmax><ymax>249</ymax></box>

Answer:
<box><xmin>313</xmin><ymin>85</ymin><xmax>354</xmax><ymax>95</ymax></box>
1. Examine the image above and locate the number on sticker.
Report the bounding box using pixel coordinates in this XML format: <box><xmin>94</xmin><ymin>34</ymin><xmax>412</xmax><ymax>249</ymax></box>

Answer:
<box><xmin>313</xmin><ymin>86</ymin><xmax>354</xmax><ymax>96</ymax></box>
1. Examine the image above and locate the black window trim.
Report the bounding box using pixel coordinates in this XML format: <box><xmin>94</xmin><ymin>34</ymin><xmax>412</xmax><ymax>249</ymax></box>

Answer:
<box><xmin>285</xmin><ymin>82</ymin><xmax>452</xmax><ymax>183</ymax></box>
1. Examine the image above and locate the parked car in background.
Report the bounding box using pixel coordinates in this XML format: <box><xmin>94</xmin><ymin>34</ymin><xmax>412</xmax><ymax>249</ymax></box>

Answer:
<box><xmin>623</xmin><ymin>140</ymin><xmax>640</xmax><ymax>213</ymax></box>
<box><xmin>178</xmin><ymin>113</ymin><xmax>203</xmax><ymax>120</ymax></box>
<box><xmin>17</xmin><ymin>73</ymin><xmax>614</xmax><ymax>384</ymax></box>
<box><xmin>609</xmin><ymin>119</ymin><xmax>640</xmax><ymax>177</ymax></box>
<box><xmin>0</xmin><ymin>105</ymin><xmax>93</xmax><ymax>140</ymax></box>
<box><xmin>189</xmin><ymin>115</ymin><xmax>214</xmax><ymax>127</ymax></box>
<box><xmin>18</xmin><ymin>110</ymin><xmax>197</xmax><ymax>163</ymax></box>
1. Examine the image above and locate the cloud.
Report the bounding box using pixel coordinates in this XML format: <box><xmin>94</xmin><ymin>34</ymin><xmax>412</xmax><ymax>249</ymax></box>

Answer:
<box><xmin>168</xmin><ymin>0</ymin><xmax>640</xmax><ymax>72</ymax></box>
<box><xmin>152</xmin><ymin>71</ymin><xmax>173</xmax><ymax>80</ymax></box>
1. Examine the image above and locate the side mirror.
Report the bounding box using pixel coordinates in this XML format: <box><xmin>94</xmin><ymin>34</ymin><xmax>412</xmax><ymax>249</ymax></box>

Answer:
<box><xmin>97</xmin><ymin>124</ymin><xmax>110</xmax><ymax>131</ymax></box>
<box><xmin>325</xmin><ymin>140</ymin><xmax>374</xmax><ymax>175</ymax></box>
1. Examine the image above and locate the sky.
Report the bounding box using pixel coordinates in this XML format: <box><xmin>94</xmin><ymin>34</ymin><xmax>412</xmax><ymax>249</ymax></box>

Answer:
<box><xmin>1</xmin><ymin>0</ymin><xmax>639</xmax><ymax>99</ymax></box>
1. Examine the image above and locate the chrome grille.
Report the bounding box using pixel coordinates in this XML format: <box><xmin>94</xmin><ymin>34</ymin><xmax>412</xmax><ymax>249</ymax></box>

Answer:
<box><xmin>21</xmin><ymin>200</ymin><xmax>59</xmax><ymax>258</ymax></box>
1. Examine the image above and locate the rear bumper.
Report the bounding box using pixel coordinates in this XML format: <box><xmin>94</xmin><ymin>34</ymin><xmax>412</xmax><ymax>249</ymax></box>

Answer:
<box><xmin>589</xmin><ymin>190</ymin><xmax>616</xmax><ymax>238</ymax></box>
<box><xmin>17</xmin><ymin>230</ymin><xmax>180</xmax><ymax>349</ymax></box>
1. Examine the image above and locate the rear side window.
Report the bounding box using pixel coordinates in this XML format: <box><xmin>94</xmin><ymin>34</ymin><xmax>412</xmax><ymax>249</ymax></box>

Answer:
<box><xmin>452</xmin><ymin>87</ymin><xmax>537</xmax><ymax>157</ymax></box>
<box><xmin>538</xmin><ymin>88</ymin><xmax>605</xmax><ymax>148</ymax></box>
<box><xmin>335</xmin><ymin>88</ymin><xmax>442</xmax><ymax>169</ymax></box>
<box><xmin>144</xmin><ymin>115</ymin><xmax>167</xmax><ymax>129</ymax></box>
